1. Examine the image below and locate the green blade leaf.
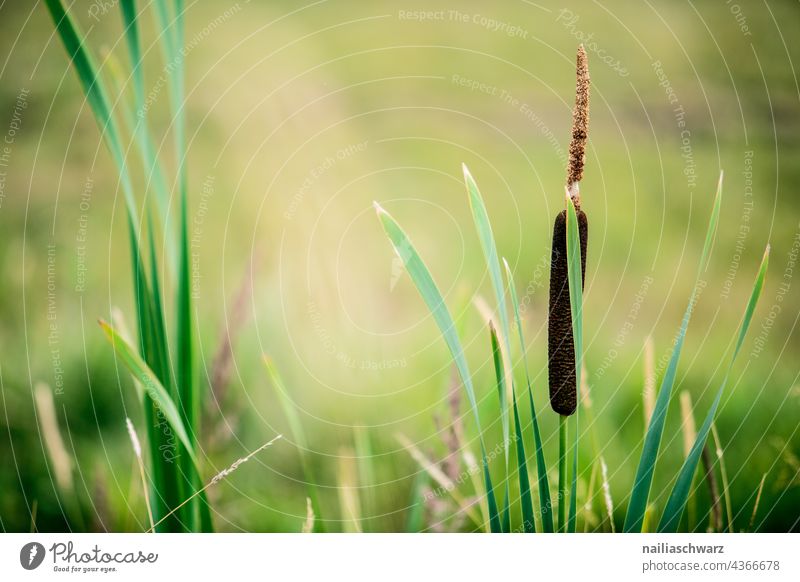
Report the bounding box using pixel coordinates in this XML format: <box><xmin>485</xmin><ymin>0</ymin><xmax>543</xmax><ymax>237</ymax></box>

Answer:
<box><xmin>624</xmin><ymin>173</ymin><xmax>724</xmax><ymax>532</ymax></box>
<box><xmin>658</xmin><ymin>245</ymin><xmax>769</xmax><ymax>532</ymax></box>
<box><xmin>512</xmin><ymin>379</ymin><xmax>535</xmax><ymax>532</ymax></box>
<box><xmin>490</xmin><ymin>324</ymin><xmax>513</xmax><ymax>533</ymax></box>
<box><xmin>464</xmin><ymin>164</ymin><xmax>512</xmax><ymax>466</ymax></box>
<box><xmin>99</xmin><ymin>319</ymin><xmax>196</xmax><ymax>463</ymax></box>
<box><xmin>503</xmin><ymin>257</ymin><xmax>553</xmax><ymax>532</ymax></box>
<box><xmin>565</xmin><ymin>193</ymin><xmax>583</xmax><ymax>533</ymax></box>
<box><xmin>375</xmin><ymin>202</ymin><xmax>500</xmax><ymax>532</ymax></box>
<box><xmin>44</xmin><ymin>0</ymin><xmax>137</xmax><ymax>223</ymax></box>
<box><xmin>118</xmin><ymin>0</ymin><xmax>175</xmax><ymax>261</ymax></box>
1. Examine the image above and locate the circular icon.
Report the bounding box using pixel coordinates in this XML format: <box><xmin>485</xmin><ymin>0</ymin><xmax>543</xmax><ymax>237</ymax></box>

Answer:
<box><xmin>20</xmin><ymin>542</ymin><xmax>46</xmax><ymax>570</ymax></box>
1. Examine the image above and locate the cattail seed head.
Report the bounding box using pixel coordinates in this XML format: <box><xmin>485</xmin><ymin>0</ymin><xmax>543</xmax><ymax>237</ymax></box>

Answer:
<box><xmin>567</xmin><ymin>44</ymin><xmax>590</xmax><ymax>207</ymax></box>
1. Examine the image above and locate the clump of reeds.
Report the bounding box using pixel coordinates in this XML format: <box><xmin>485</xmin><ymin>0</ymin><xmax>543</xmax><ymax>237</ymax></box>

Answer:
<box><xmin>548</xmin><ymin>44</ymin><xmax>590</xmax><ymax>417</ymax></box>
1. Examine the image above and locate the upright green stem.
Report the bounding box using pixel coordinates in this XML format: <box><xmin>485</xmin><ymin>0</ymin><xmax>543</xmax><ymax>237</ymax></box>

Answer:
<box><xmin>558</xmin><ymin>414</ymin><xmax>568</xmax><ymax>532</ymax></box>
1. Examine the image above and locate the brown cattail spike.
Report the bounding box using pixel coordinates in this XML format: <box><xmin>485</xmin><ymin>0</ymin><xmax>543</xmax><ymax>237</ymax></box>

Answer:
<box><xmin>547</xmin><ymin>205</ymin><xmax>588</xmax><ymax>416</ymax></box>
<box><xmin>567</xmin><ymin>44</ymin><xmax>590</xmax><ymax>207</ymax></box>
<box><xmin>549</xmin><ymin>46</ymin><xmax>590</xmax><ymax>416</ymax></box>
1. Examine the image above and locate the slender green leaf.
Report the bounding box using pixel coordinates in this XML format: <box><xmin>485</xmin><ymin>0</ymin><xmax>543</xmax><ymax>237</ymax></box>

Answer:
<box><xmin>512</xmin><ymin>389</ymin><xmax>535</xmax><ymax>532</ymax></box>
<box><xmin>624</xmin><ymin>173</ymin><xmax>724</xmax><ymax>532</ymax></box>
<box><xmin>44</xmin><ymin>0</ymin><xmax>137</xmax><ymax>223</ymax></box>
<box><xmin>99</xmin><ymin>320</ymin><xmax>195</xmax><ymax>462</ymax></box>
<box><xmin>658</xmin><ymin>245</ymin><xmax>769</xmax><ymax>532</ymax></box>
<box><xmin>118</xmin><ymin>1</ymin><xmax>175</xmax><ymax>257</ymax></box>
<box><xmin>375</xmin><ymin>202</ymin><xmax>500</xmax><ymax>532</ymax></box>
<box><xmin>491</xmin><ymin>322</ymin><xmax>535</xmax><ymax>532</ymax></box>
<box><xmin>464</xmin><ymin>164</ymin><xmax>512</xmax><ymax>467</ymax></box>
<box><xmin>503</xmin><ymin>258</ymin><xmax>553</xmax><ymax>532</ymax></box>
<box><xmin>565</xmin><ymin>194</ymin><xmax>583</xmax><ymax>533</ymax></box>
<box><xmin>490</xmin><ymin>324</ymin><xmax>512</xmax><ymax>533</ymax></box>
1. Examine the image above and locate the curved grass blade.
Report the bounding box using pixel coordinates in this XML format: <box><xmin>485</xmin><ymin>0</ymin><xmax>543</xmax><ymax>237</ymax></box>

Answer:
<box><xmin>464</xmin><ymin>164</ymin><xmax>512</xmax><ymax>467</ymax></box>
<box><xmin>375</xmin><ymin>202</ymin><xmax>500</xmax><ymax>532</ymax></box>
<box><xmin>503</xmin><ymin>258</ymin><xmax>553</xmax><ymax>532</ymax></box>
<box><xmin>658</xmin><ymin>245</ymin><xmax>769</xmax><ymax>532</ymax></box>
<box><xmin>624</xmin><ymin>173</ymin><xmax>724</xmax><ymax>532</ymax></box>
<box><xmin>44</xmin><ymin>0</ymin><xmax>137</xmax><ymax>223</ymax></box>
<box><xmin>99</xmin><ymin>319</ymin><xmax>196</xmax><ymax>463</ymax></box>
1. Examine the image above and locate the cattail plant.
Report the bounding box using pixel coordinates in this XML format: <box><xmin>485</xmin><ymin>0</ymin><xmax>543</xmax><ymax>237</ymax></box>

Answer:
<box><xmin>548</xmin><ymin>45</ymin><xmax>590</xmax><ymax>532</ymax></box>
<box><xmin>376</xmin><ymin>36</ymin><xmax>770</xmax><ymax>534</ymax></box>
<box><xmin>548</xmin><ymin>44</ymin><xmax>590</xmax><ymax>418</ymax></box>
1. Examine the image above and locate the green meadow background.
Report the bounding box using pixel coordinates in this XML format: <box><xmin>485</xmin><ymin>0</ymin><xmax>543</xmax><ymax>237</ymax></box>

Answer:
<box><xmin>0</xmin><ymin>0</ymin><xmax>798</xmax><ymax>532</ymax></box>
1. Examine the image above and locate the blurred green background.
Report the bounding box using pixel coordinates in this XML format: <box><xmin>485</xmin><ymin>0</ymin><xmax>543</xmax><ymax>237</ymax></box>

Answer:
<box><xmin>0</xmin><ymin>0</ymin><xmax>798</xmax><ymax>532</ymax></box>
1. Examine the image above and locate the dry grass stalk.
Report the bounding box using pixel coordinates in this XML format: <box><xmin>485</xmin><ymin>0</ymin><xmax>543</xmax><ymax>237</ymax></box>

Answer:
<box><xmin>679</xmin><ymin>391</ymin><xmax>697</xmax><ymax>458</ymax></box>
<box><xmin>395</xmin><ymin>433</ymin><xmax>481</xmax><ymax>526</ymax></box>
<box><xmin>711</xmin><ymin>424</ymin><xmax>734</xmax><ymax>532</ymax></box>
<box><xmin>126</xmin><ymin>418</ymin><xmax>154</xmax><ymax>531</ymax></box>
<box><xmin>748</xmin><ymin>473</ymin><xmax>767</xmax><ymax>531</ymax></box>
<box><xmin>302</xmin><ymin>497</ymin><xmax>315</xmax><ymax>533</ymax></box>
<box><xmin>34</xmin><ymin>383</ymin><xmax>74</xmax><ymax>495</ymax></box>
<box><xmin>146</xmin><ymin>434</ymin><xmax>283</xmax><ymax>532</ymax></box>
<box><xmin>600</xmin><ymin>457</ymin><xmax>615</xmax><ymax>533</ymax></box>
<box><xmin>701</xmin><ymin>445</ymin><xmax>723</xmax><ymax>532</ymax></box>
<box><xmin>337</xmin><ymin>447</ymin><xmax>362</xmax><ymax>533</ymax></box>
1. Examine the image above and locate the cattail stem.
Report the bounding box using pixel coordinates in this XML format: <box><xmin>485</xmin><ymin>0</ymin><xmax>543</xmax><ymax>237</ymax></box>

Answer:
<box><xmin>558</xmin><ymin>414</ymin><xmax>568</xmax><ymax>532</ymax></box>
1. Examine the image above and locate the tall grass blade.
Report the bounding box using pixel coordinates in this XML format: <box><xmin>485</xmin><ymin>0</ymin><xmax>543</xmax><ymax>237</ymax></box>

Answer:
<box><xmin>658</xmin><ymin>245</ymin><xmax>769</xmax><ymax>532</ymax></box>
<box><xmin>503</xmin><ymin>258</ymin><xmax>553</xmax><ymax>532</ymax></box>
<box><xmin>464</xmin><ymin>164</ymin><xmax>512</xmax><ymax>467</ymax></box>
<box><xmin>511</xmin><ymin>380</ymin><xmax>535</xmax><ymax>532</ymax></box>
<box><xmin>624</xmin><ymin>173</ymin><xmax>724</xmax><ymax>532</ymax></box>
<box><xmin>44</xmin><ymin>0</ymin><xmax>137</xmax><ymax>221</ymax></box>
<box><xmin>490</xmin><ymin>323</ymin><xmax>535</xmax><ymax>532</ymax></box>
<box><xmin>119</xmin><ymin>0</ymin><xmax>174</xmax><ymax>254</ymax></box>
<box><xmin>375</xmin><ymin>202</ymin><xmax>500</xmax><ymax>532</ymax></box>
<box><xmin>565</xmin><ymin>193</ymin><xmax>583</xmax><ymax>533</ymax></box>
<box><xmin>489</xmin><ymin>324</ymin><xmax>511</xmax><ymax>532</ymax></box>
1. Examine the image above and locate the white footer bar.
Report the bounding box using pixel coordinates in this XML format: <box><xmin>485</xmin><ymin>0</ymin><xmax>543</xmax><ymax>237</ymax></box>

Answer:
<box><xmin>1</xmin><ymin>533</ymin><xmax>796</xmax><ymax>581</ymax></box>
